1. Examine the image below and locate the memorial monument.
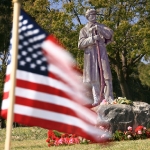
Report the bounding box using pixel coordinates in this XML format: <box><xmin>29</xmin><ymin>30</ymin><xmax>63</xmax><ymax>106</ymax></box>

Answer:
<box><xmin>78</xmin><ymin>9</ymin><xmax>114</xmax><ymax>106</ymax></box>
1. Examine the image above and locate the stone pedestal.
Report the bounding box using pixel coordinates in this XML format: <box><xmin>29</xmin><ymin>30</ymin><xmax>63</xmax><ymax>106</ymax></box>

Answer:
<box><xmin>95</xmin><ymin>101</ymin><xmax>150</xmax><ymax>133</ymax></box>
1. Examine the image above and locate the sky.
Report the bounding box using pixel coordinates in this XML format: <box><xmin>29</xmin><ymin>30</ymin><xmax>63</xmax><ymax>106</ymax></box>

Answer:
<box><xmin>49</xmin><ymin>0</ymin><xmax>88</xmax><ymax>25</ymax></box>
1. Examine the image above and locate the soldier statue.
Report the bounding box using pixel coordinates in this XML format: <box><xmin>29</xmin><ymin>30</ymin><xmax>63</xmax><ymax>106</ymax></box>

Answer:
<box><xmin>78</xmin><ymin>9</ymin><xmax>114</xmax><ymax>106</ymax></box>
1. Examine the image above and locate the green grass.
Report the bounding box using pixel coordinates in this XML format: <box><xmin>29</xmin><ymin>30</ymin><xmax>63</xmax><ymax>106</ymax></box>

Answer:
<box><xmin>0</xmin><ymin>127</ymin><xmax>47</xmax><ymax>142</ymax></box>
<box><xmin>0</xmin><ymin>127</ymin><xmax>150</xmax><ymax>150</ymax></box>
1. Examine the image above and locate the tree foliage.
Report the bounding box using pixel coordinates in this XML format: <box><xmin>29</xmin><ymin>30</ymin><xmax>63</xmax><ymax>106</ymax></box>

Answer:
<box><xmin>138</xmin><ymin>63</ymin><xmax>150</xmax><ymax>87</ymax></box>
<box><xmin>0</xmin><ymin>0</ymin><xmax>12</xmax><ymax>67</ymax></box>
<box><xmin>0</xmin><ymin>0</ymin><xmax>12</xmax><ymax>128</ymax></box>
<box><xmin>0</xmin><ymin>0</ymin><xmax>12</xmax><ymax>101</ymax></box>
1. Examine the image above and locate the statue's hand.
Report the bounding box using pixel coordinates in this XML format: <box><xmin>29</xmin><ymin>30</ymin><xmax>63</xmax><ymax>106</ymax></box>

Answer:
<box><xmin>93</xmin><ymin>35</ymin><xmax>100</xmax><ymax>41</ymax></box>
<box><xmin>89</xmin><ymin>25</ymin><xmax>98</xmax><ymax>32</ymax></box>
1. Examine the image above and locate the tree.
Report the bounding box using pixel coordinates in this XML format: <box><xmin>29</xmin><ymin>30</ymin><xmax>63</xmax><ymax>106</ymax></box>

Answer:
<box><xmin>0</xmin><ymin>0</ymin><xmax>12</xmax><ymax>128</ymax></box>
<box><xmin>22</xmin><ymin>0</ymin><xmax>51</xmax><ymax>32</ymax></box>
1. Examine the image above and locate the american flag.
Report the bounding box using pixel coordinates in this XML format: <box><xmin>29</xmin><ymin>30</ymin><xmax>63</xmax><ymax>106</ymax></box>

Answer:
<box><xmin>1</xmin><ymin>9</ymin><xmax>111</xmax><ymax>142</ymax></box>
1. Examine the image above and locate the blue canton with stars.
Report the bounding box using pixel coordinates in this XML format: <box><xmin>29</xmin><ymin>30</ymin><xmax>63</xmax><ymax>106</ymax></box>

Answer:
<box><xmin>11</xmin><ymin>9</ymin><xmax>49</xmax><ymax>76</ymax></box>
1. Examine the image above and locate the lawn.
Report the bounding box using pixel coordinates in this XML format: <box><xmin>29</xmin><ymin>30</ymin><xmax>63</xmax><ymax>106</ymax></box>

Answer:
<box><xmin>0</xmin><ymin>127</ymin><xmax>150</xmax><ymax>150</ymax></box>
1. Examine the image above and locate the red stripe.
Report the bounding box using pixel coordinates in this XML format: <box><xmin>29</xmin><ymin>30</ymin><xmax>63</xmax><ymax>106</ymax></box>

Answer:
<box><xmin>5</xmin><ymin>74</ymin><xmax>10</xmax><ymax>82</ymax></box>
<box><xmin>3</xmin><ymin>92</ymin><xmax>9</xmax><ymax>100</ymax></box>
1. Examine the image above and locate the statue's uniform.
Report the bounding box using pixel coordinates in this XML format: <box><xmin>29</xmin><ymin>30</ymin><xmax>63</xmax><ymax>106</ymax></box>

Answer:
<box><xmin>78</xmin><ymin>22</ymin><xmax>114</xmax><ymax>104</ymax></box>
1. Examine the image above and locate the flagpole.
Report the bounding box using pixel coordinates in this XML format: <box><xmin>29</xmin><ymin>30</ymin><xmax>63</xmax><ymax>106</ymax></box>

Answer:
<box><xmin>5</xmin><ymin>1</ymin><xmax>21</xmax><ymax>150</ymax></box>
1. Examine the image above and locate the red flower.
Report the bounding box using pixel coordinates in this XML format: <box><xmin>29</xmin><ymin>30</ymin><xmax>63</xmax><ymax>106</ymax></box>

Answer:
<box><xmin>68</xmin><ymin>137</ymin><xmax>75</xmax><ymax>144</ymax></box>
<box><xmin>135</xmin><ymin>126</ymin><xmax>144</xmax><ymax>133</ymax></box>
<box><xmin>58</xmin><ymin>138</ymin><xmax>64</xmax><ymax>145</ymax></box>
<box><xmin>64</xmin><ymin>137</ymin><xmax>69</xmax><ymax>144</ymax></box>
<box><xmin>46</xmin><ymin>138</ymin><xmax>50</xmax><ymax>143</ymax></box>
<box><xmin>71</xmin><ymin>134</ymin><xmax>77</xmax><ymax>138</ymax></box>
<box><xmin>74</xmin><ymin>137</ymin><xmax>80</xmax><ymax>144</ymax></box>
<box><xmin>47</xmin><ymin>130</ymin><xmax>56</xmax><ymax>139</ymax></box>
<box><xmin>146</xmin><ymin>131</ymin><xmax>150</xmax><ymax>138</ymax></box>
<box><xmin>61</xmin><ymin>133</ymin><xmax>69</xmax><ymax>138</ymax></box>
<box><xmin>54</xmin><ymin>138</ymin><xmax>60</xmax><ymax>146</ymax></box>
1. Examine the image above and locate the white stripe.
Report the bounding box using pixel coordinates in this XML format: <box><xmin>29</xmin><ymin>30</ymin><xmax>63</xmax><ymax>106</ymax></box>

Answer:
<box><xmin>5</xmin><ymin>64</ymin><xmax>12</xmax><ymax>75</ymax></box>
<box><xmin>3</xmin><ymin>81</ymin><xmax>10</xmax><ymax>92</ymax></box>
<box><xmin>1</xmin><ymin>99</ymin><xmax>9</xmax><ymax>109</ymax></box>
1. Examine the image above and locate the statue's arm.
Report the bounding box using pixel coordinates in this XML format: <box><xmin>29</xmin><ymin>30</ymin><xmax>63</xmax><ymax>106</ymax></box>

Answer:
<box><xmin>98</xmin><ymin>24</ymin><xmax>113</xmax><ymax>40</ymax></box>
<box><xmin>78</xmin><ymin>29</ymin><xmax>95</xmax><ymax>50</ymax></box>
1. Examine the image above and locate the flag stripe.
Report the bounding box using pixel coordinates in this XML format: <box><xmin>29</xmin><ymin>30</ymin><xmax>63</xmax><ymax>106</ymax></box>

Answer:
<box><xmin>5</xmin><ymin>74</ymin><xmax>10</xmax><ymax>82</ymax></box>
<box><xmin>3</xmin><ymin>92</ymin><xmax>9</xmax><ymax>100</ymax></box>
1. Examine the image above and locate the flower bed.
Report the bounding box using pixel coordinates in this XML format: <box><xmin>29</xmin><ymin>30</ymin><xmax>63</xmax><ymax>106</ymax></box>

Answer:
<box><xmin>112</xmin><ymin>126</ymin><xmax>150</xmax><ymax>141</ymax></box>
<box><xmin>46</xmin><ymin>130</ymin><xmax>90</xmax><ymax>147</ymax></box>
<box><xmin>46</xmin><ymin>125</ymin><xmax>150</xmax><ymax>147</ymax></box>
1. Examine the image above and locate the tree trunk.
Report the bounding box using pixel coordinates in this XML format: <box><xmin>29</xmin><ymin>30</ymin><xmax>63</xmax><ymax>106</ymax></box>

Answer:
<box><xmin>115</xmin><ymin>65</ymin><xmax>132</xmax><ymax>100</ymax></box>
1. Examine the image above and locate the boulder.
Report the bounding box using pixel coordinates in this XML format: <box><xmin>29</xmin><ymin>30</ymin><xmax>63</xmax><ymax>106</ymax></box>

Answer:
<box><xmin>96</xmin><ymin>101</ymin><xmax>150</xmax><ymax>133</ymax></box>
<box><xmin>132</xmin><ymin>101</ymin><xmax>150</xmax><ymax>128</ymax></box>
